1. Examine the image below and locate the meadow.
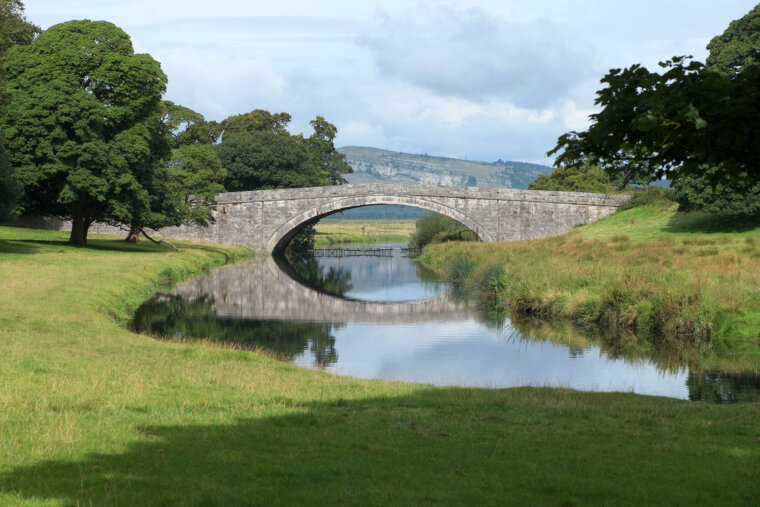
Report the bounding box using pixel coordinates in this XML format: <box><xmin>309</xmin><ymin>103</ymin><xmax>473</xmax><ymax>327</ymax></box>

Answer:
<box><xmin>0</xmin><ymin>225</ymin><xmax>758</xmax><ymax>504</ymax></box>
<box><xmin>312</xmin><ymin>219</ymin><xmax>415</xmax><ymax>247</ymax></box>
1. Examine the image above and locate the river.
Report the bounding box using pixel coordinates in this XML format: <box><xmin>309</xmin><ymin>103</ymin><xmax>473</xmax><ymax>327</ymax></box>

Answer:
<box><xmin>131</xmin><ymin>242</ymin><xmax>760</xmax><ymax>403</ymax></box>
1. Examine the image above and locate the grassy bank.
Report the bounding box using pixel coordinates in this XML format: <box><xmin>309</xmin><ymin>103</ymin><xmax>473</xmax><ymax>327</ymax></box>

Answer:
<box><xmin>420</xmin><ymin>203</ymin><xmax>760</xmax><ymax>367</ymax></box>
<box><xmin>1</xmin><ymin>226</ymin><xmax>759</xmax><ymax>504</ymax></box>
<box><xmin>313</xmin><ymin>219</ymin><xmax>415</xmax><ymax>247</ymax></box>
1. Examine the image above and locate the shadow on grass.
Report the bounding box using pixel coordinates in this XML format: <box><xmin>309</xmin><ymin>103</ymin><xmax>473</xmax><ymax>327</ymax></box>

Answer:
<box><xmin>5</xmin><ymin>238</ymin><xmax>239</xmax><ymax>259</ymax></box>
<box><xmin>0</xmin><ymin>239</ymin><xmax>41</xmax><ymax>254</ymax></box>
<box><xmin>665</xmin><ymin>211</ymin><xmax>760</xmax><ymax>234</ymax></box>
<box><xmin>1</xmin><ymin>389</ymin><xmax>758</xmax><ymax>504</ymax></box>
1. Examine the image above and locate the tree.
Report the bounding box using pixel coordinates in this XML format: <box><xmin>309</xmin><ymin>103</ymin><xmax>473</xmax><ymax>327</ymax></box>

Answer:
<box><xmin>528</xmin><ymin>162</ymin><xmax>619</xmax><ymax>193</ymax></box>
<box><xmin>671</xmin><ymin>4</ymin><xmax>760</xmax><ymax>215</ymax></box>
<box><xmin>305</xmin><ymin>116</ymin><xmax>353</xmax><ymax>185</ymax></box>
<box><xmin>705</xmin><ymin>4</ymin><xmax>760</xmax><ymax>77</ymax></box>
<box><xmin>124</xmin><ymin>102</ymin><xmax>225</xmax><ymax>243</ymax></box>
<box><xmin>0</xmin><ymin>0</ymin><xmax>38</xmax><ymax>221</ymax></box>
<box><xmin>549</xmin><ymin>56</ymin><xmax>760</xmax><ymax>188</ymax></box>
<box><xmin>217</xmin><ymin>110</ymin><xmax>351</xmax><ymax>191</ymax></box>
<box><xmin>215</xmin><ymin>110</ymin><xmax>351</xmax><ymax>250</ymax></box>
<box><xmin>1</xmin><ymin>20</ymin><xmax>167</xmax><ymax>245</ymax></box>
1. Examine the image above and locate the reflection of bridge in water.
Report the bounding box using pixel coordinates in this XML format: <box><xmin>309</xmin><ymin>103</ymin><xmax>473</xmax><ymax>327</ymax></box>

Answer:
<box><xmin>169</xmin><ymin>255</ymin><xmax>473</xmax><ymax>324</ymax></box>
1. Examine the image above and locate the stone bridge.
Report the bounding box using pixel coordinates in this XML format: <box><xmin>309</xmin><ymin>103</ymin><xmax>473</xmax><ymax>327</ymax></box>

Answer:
<box><xmin>167</xmin><ymin>255</ymin><xmax>473</xmax><ymax>324</ymax></box>
<box><xmin>149</xmin><ymin>184</ymin><xmax>629</xmax><ymax>253</ymax></box>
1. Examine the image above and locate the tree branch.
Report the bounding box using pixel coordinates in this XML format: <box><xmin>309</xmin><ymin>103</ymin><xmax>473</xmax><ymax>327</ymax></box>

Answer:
<box><xmin>140</xmin><ymin>228</ymin><xmax>180</xmax><ymax>251</ymax></box>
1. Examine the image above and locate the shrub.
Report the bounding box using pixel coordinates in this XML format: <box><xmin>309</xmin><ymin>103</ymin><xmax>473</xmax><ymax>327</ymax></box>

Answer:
<box><xmin>409</xmin><ymin>214</ymin><xmax>478</xmax><ymax>249</ymax></box>
<box><xmin>618</xmin><ymin>186</ymin><xmax>675</xmax><ymax>211</ymax></box>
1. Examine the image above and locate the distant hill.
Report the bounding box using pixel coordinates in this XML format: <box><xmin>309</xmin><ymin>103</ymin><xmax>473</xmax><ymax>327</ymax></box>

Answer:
<box><xmin>339</xmin><ymin>146</ymin><xmax>553</xmax><ymax>189</ymax></box>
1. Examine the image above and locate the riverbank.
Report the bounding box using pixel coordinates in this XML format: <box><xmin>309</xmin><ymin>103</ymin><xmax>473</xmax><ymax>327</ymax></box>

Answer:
<box><xmin>420</xmin><ymin>203</ymin><xmax>760</xmax><ymax>368</ymax></box>
<box><xmin>1</xmin><ymin>226</ymin><xmax>758</xmax><ymax>504</ymax></box>
<box><xmin>313</xmin><ymin>218</ymin><xmax>415</xmax><ymax>247</ymax></box>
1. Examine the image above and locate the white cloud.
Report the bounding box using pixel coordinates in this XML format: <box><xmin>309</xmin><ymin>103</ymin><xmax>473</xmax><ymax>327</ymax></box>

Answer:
<box><xmin>360</xmin><ymin>4</ymin><xmax>594</xmax><ymax>108</ymax></box>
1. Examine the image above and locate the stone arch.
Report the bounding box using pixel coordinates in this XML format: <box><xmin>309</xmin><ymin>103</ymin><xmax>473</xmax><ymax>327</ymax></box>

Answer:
<box><xmin>267</xmin><ymin>194</ymin><xmax>494</xmax><ymax>253</ymax></box>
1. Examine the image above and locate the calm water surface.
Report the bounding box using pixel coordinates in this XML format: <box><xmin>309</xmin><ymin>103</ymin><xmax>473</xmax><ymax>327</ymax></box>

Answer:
<box><xmin>131</xmin><ymin>243</ymin><xmax>760</xmax><ymax>403</ymax></box>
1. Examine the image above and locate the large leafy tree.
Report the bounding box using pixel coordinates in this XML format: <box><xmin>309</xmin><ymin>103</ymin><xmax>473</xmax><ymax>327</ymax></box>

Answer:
<box><xmin>217</xmin><ymin>109</ymin><xmax>344</xmax><ymax>191</ymax></box>
<box><xmin>549</xmin><ymin>4</ymin><xmax>760</xmax><ymax>190</ymax></box>
<box><xmin>1</xmin><ymin>20</ymin><xmax>167</xmax><ymax>245</ymax></box>
<box><xmin>124</xmin><ymin>102</ymin><xmax>225</xmax><ymax>243</ymax></box>
<box><xmin>705</xmin><ymin>4</ymin><xmax>760</xmax><ymax>77</ymax></box>
<box><xmin>0</xmin><ymin>0</ymin><xmax>38</xmax><ymax>221</ymax></box>
<box><xmin>671</xmin><ymin>5</ymin><xmax>760</xmax><ymax>215</ymax></box>
<box><xmin>549</xmin><ymin>57</ymin><xmax>760</xmax><ymax>188</ymax></box>
<box><xmin>305</xmin><ymin>116</ymin><xmax>353</xmax><ymax>185</ymax></box>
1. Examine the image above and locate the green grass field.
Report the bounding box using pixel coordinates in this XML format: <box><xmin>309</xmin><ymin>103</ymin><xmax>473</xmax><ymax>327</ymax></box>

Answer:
<box><xmin>1</xmin><ymin>225</ymin><xmax>759</xmax><ymax>504</ymax></box>
<box><xmin>421</xmin><ymin>203</ymin><xmax>760</xmax><ymax>368</ymax></box>
<box><xmin>313</xmin><ymin>219</ymin><xmax>415</xmax><ymax>247</ymax></box>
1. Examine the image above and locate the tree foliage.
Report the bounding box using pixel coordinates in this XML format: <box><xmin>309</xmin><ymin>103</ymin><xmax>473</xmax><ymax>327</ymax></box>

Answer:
<box><xmin>217</xmin><ymin>110</ymin><xmax>351</xmax><ymax>192</ymax></box>
<box><xmin>409</xmin><ymin>214</ymin><xmax>478</xmax><ymax>250</ymax></box>
<box><xmin>528</xmin><ymin>163</ymin><xmax>619</xmax><ymax>193</ymax></box>
<box><xmin>671</xmin><ymin>4</ymin><xmax>760</xmax><ymax>215</ymax></box>
<box><xmin>125</xmin><ymin>102</ymin><xmax>226</xmax><ymax>242</ymax></box>
<box><xmin>549</xmin><ymin>56</ymin><xmax>760</xmax><ymax>188</ymax></box>
<box><xmin>305</xmin><ymin>116</ymin><xmax>352</xmax><ymax>185</ymax></box>
<box><xmin>0</xmin><ymin>0</ymin><xmax>38</xmax><ymax>221</ymax></box>
<box><xmin>1</xmin><ymin>20</ymin><xmax>168</xmax><ymax>245</ymax></box>
<box><xmin>705</xmin><ymin>4</ymin><xmax>760</xmax><ymax>77</ymax></box>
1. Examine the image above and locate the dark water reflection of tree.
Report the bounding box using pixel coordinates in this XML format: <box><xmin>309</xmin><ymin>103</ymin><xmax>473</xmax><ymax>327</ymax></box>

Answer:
<box><xmin>131</xmin><ymin>295</ymin><xmax>340</xmax><ymax>368</ymax></box>
<box><xmin>284</xmin><ymin>253</ymin><xmax>353</xmax><ymax>297</ymax></box>
<box><xmin>687</xmin><ymin>371</ymin><xmax>760</xmax><ymax>403</ymax></box>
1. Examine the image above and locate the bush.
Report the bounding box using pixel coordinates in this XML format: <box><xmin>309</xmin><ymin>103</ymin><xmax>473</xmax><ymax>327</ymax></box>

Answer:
<box><xmin>528</xmin><ymin>163</ymin><xmax>619</xmax><ymax>193</ymax></box>
<box><xmin>672</xmin><ymin>174</ymin><xmax>760</xmax><ymax>216</ymax></box>
<box><xmin>287</xmin><ymin>225</ymin><xmax>316</xmax><ymax>252</ymax></box>
<box><xmin>409</xmin><ymin>214</ymin><xmax>478</xmax><ymax>249</ymax></box>
<box><xmin>618</xmin><ymin>186</ymin><xmax>675</xmax><ymax>211</ymax></box>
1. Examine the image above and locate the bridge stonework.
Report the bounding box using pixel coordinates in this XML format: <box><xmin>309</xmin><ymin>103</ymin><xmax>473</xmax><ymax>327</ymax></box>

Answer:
<box><xmin>152</xmin><ymin>184</ymin><xmax>628</xmax><ymax>253</ymax></box>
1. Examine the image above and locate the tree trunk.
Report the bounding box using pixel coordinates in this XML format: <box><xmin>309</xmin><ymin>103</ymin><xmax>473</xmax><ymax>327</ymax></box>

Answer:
<box><xmin>125</xmin><ymin>226</ymin><xmax>140</xmax><ymax>243</ymax></box>
<box><xmin>68</xmin><ymin>204</ymin><xmax>89</xmax><ymax>246</ymax></box>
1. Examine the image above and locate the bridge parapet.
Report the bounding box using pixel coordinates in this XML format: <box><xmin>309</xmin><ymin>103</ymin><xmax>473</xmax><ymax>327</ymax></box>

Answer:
<box><xmin>53</xmin><ymin>184</ymin><xmax>628</xmax><ymax>253</ymax></box>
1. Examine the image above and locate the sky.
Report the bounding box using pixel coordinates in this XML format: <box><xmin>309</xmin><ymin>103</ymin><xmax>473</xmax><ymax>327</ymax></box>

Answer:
<box><xmin>24</xmin><ymin>1</ymin><xmax>760</xmax><ymax>165</ymax></box>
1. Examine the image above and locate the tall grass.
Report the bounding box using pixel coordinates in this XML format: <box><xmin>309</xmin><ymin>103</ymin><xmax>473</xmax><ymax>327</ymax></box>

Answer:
<box><xmin>422</xmin><ymin>204</ymin><xmax>760</xmax><ymax>364</ymax></box>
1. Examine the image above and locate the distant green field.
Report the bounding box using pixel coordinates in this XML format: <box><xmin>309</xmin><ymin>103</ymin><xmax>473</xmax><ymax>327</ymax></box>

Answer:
<box><xmin>313</xmin><ymin>219</ymin><xmax>415</xmax><ymax>247</ymax></box>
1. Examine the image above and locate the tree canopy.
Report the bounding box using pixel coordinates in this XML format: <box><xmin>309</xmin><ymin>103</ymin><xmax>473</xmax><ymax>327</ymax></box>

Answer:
<box><xmin>0</xmin><ymin>0</ymin><xmax>38</xmax><ymax>221</ymax></box>
<box><xmin>549</xmin><ymin>57</ymin><xmax>760</xmax><ymax>188</ymax></box>
<box><xmin>1</xmin><ymin>20</ymin><xmax>168</xmax><ymax>245</ymax></box>
<box><xmin>705</xmin><ymin>4</ymin><xmax>760</xmax><ymax>77</ymax></box>
<box><xmin>216</xmin><ymin>109</ymin><xmax>351</xmax><ymax>192</ymax></box>
<box><xmin>669</xmin><ymin>4</ymin><xmax>760</xmax><ymax>216</ymax></box>
<box><xmin>123</xmin><ymin>101</ymin><xmax>226</xmax><ymax>242</ymax></box>
<box><xmin>528</xmin><ymin>163</ymin><xmax>619</xmax><ymax>194</ymax></box>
